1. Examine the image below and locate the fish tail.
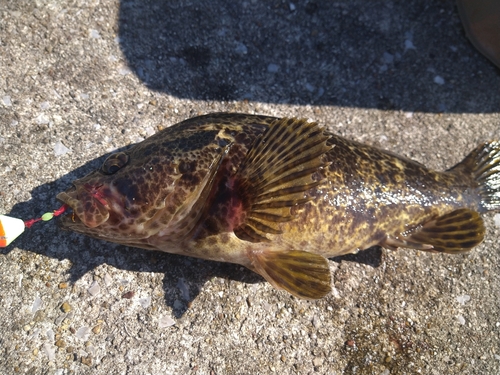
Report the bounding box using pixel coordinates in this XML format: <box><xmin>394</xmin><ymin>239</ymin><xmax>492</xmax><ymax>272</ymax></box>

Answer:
<box><xmin>449</xmin><ymin>141</ymin><xmax>500</xmax><ymax>212</ymax></box>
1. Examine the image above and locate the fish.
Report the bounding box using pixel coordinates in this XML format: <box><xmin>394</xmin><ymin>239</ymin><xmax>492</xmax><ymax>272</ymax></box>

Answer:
<box><xmin>56</xmin><ymin>113</ymin><xmax>500</xmax><ymax>299</ymax></box>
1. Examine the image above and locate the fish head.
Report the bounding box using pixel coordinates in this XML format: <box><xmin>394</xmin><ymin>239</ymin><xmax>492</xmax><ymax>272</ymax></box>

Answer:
<box><xmin>57</xmin><ymin>150</ymin><xmax>139</xmax><ymax>230</ymax></box>
<box><xmin>56</xmin><ymin>124</ymin><xmax>235</xmax><ymax>247</ymax></box>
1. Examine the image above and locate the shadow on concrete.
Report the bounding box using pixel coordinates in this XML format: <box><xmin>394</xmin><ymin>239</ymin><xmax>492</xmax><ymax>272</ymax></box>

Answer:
<box><xmin>118</xmin><ymin>0</ymin><xmax>499</xmax><ymax>113</ymax></box>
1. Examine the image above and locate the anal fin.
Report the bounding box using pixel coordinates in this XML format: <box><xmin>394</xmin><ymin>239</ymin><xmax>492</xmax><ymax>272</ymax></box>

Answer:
<box><xmin>386</xmin><ymin>209</ymin><xmax>485</xmax><ymax>254</ymax></box>
<box><xmin>249</xmin><ymin>249</ymin><xmax>331</xmax><ymax>299</ymax></box>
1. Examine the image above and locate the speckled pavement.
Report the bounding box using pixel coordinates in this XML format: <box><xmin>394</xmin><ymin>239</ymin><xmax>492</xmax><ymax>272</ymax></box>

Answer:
<box><xmin>1</xmin><ymin>1</ymin><xmax>499</xmax><ymax>374</ymax></box>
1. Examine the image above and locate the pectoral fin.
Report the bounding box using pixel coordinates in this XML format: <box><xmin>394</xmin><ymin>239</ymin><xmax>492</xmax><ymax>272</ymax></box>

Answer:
<box><xmin>233</xmin><ymin>118</ymin><xmax>331</xmax><ymax>242</ymax></box>
<box><xmin>384</xmin><ymin>209</ymin><xmax>485</xmax><ymax>254</ymax></box>
<box><xmin>249</xmin><ymin>249</ymin><xmax>331</xmax><ymax>299</ymax></box>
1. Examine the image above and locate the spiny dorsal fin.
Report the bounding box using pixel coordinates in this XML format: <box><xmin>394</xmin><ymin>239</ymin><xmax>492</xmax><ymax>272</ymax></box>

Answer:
<box><xmin>395</xmin><ymin>208</ymin><xmax>485</xmax><ymax>254</ymax></box>
<box><xmin>249</xmin><ymin>249</ymin><xmax>332</xmax><ymax>299</ymax></box>
<box><xmin>233</xmin><ymin>118</ymin><xmax>331</xmax><ymax>242</ymax></box>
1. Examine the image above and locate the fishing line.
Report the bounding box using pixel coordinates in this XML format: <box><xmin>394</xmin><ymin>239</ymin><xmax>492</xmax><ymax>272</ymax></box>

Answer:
<box><xmin>0</xmin><ymin>204</ymin><xmax>69</xmax><ymax>247</ymax></box>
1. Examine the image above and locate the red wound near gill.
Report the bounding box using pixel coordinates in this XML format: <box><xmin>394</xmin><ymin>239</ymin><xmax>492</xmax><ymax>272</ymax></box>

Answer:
<box><xmin>83</xmin><ymin>183</ymin><xmax>109</xmax><ymax>208</ymax></box>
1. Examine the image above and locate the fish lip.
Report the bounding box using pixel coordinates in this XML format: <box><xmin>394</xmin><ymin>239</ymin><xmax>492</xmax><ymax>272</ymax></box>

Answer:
<box><xmin>56</xmin><ymin>188</ymin><xmax>81</xmax><ymax>229</ymax></box>
<box><xmin>56</xmin><ymin>185</ymin><xmax>110</xmax><ymax>228</ymax></box>
<box><xmin>56</xmin><ymin>186</ymin><xmax>77</xmax><ymax>211</ymax></box>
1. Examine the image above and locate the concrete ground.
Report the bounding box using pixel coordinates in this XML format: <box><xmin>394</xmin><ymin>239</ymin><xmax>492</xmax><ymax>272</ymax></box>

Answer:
<box><xmin>1</xmin><ymin>1</ymin><xmax>499</xmax><ymax>374</ymax></box>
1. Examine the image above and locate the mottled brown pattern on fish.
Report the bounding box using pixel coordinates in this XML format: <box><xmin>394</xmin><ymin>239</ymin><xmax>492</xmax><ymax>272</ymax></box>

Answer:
<box><xmin>59</xmin><ymin>114</ymin><xmax>271</xmax><ymax>243</ymax></box>
<box><xmin>57</xmin><ymin>113</ymin><xmax>500</xmax><ymax>298</ymax></box>
<box><xmin>275</xmin><ymin>136</ymin><xmax>482</xmax><ymax>256</ymax></box>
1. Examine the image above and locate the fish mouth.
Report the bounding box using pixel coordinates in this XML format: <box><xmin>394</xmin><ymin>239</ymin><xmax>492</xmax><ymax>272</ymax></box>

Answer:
<box><xmin>56</xmin><ymin>184</ymin><xmax>110</xmax><ymax>228</ymax></box>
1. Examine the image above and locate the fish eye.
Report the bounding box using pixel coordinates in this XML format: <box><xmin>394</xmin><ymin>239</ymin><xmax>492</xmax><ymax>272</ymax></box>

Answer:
<box><xmin>101</xmin><ymin>152</ymin><xmax>129</xmax><ymax>175</ymax></box>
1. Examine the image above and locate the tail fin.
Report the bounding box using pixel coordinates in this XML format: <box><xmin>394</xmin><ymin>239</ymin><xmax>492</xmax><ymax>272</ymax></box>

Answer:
<box><xmin>449</xmin><ymin>141</ymin><xmax>500</xmax><ymax>212</ymax></box>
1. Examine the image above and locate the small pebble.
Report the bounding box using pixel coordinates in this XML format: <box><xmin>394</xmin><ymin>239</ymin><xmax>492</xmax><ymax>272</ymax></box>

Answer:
<box><xmin>54</xmin><ymin>141</ymin><xmax>71</xmax><ymax>156</ymax></box>
<box><xmin>158</xmin><ymin>315</ymin><xmax>176</xmax><ymax>328</ymax></box>
<box><xmin>92</xmin><ymin>325</ymin><xmax>102</xmax><ymax>335</ymax></box>
<box><xmin>493</xmin><ymin>213</ymin><xmax>500</xmax><ymax>227</ymax></box>
<box><xmin>43</xmin><ymin>343</ymin><xmax>56</xmax><ymax>361</ymax></box>
<box><xmin>145</xmin><ymin>126</ymin><xmax>155</xmax><ymax>137</ymax></box>
<box><xmin>88</xmin><ymin>281</ymin><xmax>101</xmax><ymax>296</ymax></box>
<box><xmin>2</xmin><ymin>96</ymin><xmax>12</xmax><ymax>106</ymax></box>
<box><xmin>103</xmin><ymin>273</ymin><xmax>113</xmax><ymax>287</ymax></box>
<box><xmin>55</xmin><ymin>339</ymin><xmax>66</xmax><ymax>348</ymax></box>
<box><xmin>433</xmin><ymin>75</ymin><xmax>445</xmax><ymax>85</ymax></box>
<box><xmin>46</xmin><ymin>329</ymin><xmax>55</xmax><ymax>341</ymax></box>
<box><xmin>267</xmin><ymin>63</ymin><xmax>279</xmax><ymax>73</ymax></box>
<box><xmin>81</xmin><ymin>355</ymin><xmax>92</xmax><ymax>366</ymax></box>
<box><xmin>139</xmin><ymin>296</ymin><xmax>151</xmax><ymax>309</ymax></box>
<box><xmin>61</xmin><ymin>302</ymin><xmax>72</xmax><ymax>313</ymax></box>
<box><xmin>313</xmin><ymin>357</ymin><xmax>323</xmax><ymax>367</ymax></box>
<box><xmin>89</xmin><ymin>29</ymin><xmax>100</xmax><ymax>39</ymax></box>
<box><xmin>382</xmin><ymin>52</ymin><xmax>394</xmax><ymax>64</ymax></box>
<box><xmin>118</xmin><ymin>66</ymin><xmax>131</xmax><ymax>75</ymax></box>
<box><xmin>177</xmin><ymin>278</ymin><xmax>190</xmax><ymax>301</ymax></box>
<box><xmin>235</xmin><ymin>42</ymin><xmax>248</xmax><ymax>55</ymax></box>
<box><xmin>36</xmin><ymin>113</ymin><xmax>50</xmax><ymax>125</ymax></box>
<box><xmin>75</xmin><ymin>326</ymin><xmax>91</xmax><ymax>341</ymax></box>
<box><xmin>32</xmin><ymin>296</ymin><xmax>43</xmax><ymax>313</ymax></box>
<box><xmin>456</xmin><ymin>295</ymin><xmax>470</xmax><ymax>305</ymax></box>
<box><xmin>58</xmin><ymin>282</ymin><xmax>68</xmax><ymax>289</ymax></box>
<box><xmin>122</xmin><ymin>291</ymin><xmax>134</xmax><ymax>299</ymax></box>
<box><xmin>305</xmin><ymin>83</ymin><xmax>315</xmax><ymax>92</ymax></box>
<box><xmin>404</xmin><ymin>39</ymin><xmax>416</xmax><ymax>51</ymax></box>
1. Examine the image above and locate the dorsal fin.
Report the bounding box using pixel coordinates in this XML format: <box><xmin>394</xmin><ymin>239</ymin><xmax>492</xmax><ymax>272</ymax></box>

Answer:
<box><xmin>233</xmin><ymin>118</ymin><xmax>331</xmax><ymax>242</ymax></box>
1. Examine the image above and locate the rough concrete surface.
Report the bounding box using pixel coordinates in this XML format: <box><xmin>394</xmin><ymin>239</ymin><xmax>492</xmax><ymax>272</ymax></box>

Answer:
<box><xmin>1</xmin><ymin>1</ymin><xmax>499</xmax><ymax>374</ymax></box>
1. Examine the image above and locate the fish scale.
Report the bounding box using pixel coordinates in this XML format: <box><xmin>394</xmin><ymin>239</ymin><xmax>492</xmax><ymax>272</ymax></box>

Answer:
<box><xmin>56</xmin><ymin>113</ymin><xmax>500</xmax><ymax>299</ymax></box>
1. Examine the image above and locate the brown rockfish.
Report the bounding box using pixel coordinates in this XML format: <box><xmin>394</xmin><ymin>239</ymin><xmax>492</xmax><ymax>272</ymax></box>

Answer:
<box><xmin>57</xmin><ymin>113</ymin><xmax>500</xmax><ymax>299</ymax></box>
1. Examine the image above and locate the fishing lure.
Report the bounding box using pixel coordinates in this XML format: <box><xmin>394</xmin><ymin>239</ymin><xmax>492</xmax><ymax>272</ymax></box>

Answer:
<box><xmin>0</xmin><ymin>204</ymin><xmax>68</xmax><ymax>247</ymax></box>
